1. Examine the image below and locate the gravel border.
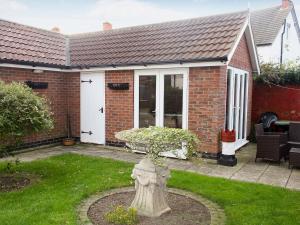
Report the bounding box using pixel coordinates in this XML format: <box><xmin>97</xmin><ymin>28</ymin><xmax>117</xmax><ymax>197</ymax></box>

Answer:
<box><xmin>77</xmin><ymin>187</ymin><xmax>226</xmax><ymax>225</ymax></box>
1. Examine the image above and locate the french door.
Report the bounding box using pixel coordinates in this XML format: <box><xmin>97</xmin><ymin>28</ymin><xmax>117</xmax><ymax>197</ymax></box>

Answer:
<box><xmin>134</xmin><ymin>68</ymin><xmax>188</xmax><ymax>129</ymax></box>
<box><xmin>226</xmin><ymin>67</ymin><xmax>249</xmax><ymax>147</ymax></box>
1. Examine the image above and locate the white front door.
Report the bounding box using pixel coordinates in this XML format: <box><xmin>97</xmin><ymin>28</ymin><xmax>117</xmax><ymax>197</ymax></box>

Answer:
<box><xmin>80</xmin><ymin>72</ymin><xmax>105</xmax><ymax>144</ymax></box>
<box><xmin>226</xmin><ymin>67</ymin><xmax>249</xmax><ymax>149</ymax></box>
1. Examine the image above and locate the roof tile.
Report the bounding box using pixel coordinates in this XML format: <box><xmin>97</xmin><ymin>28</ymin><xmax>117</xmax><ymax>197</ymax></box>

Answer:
<box><xmin>0</xmin><ymin>10</ymin><xmax>248</xmax><ymax>68</ymax></box>
<box><xmin>251</xmin><ymin>5</ymin><xmax>291</xmax><ymax>45</ymax></box>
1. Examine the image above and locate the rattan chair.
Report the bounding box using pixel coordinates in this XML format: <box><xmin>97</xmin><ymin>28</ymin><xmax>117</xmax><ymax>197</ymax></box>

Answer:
<box><xmin>255</xmin><ymin>123</ymin><xmax>288</xmax><ymax>163</ymax></box>
<box><xmin>288</xmin><ymin>122</ymin><xmax>300</xmax><ymax>148</ymax></box>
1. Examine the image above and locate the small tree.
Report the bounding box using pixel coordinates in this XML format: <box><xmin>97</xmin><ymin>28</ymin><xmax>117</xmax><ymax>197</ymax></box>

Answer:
<box><xmin>0</xmin><ymin>81</ymin><xmax>54</xmax><ymax>155</ymax></box>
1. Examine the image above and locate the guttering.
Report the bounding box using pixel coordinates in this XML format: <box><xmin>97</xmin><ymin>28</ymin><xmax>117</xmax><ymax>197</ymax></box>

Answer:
<box><xmin>280</xmin><ymin>19</ymin><xmax>287</xmax><ymax>65</ymax></box>
<box><xmin>256</xmin><ymin>43</ymin><xmax>272</xmax><ymax>47</ymax></box>
<box><xmin>69</xmin><ymin>57</ymin><xmax>228</xmax><ymax>69</ymax></box>
<box><xmin>0</xmin><ymin>57</ymin><xmax>228</xmax><ymax>72</ymax></box>
<box><xmin>0</xmin><ymin>59</ymin><xmax>68</xmax><ymax>69</ymax></box>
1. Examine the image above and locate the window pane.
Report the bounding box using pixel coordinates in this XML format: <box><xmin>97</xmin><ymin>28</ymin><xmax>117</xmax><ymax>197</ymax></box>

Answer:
<box><xmin>226</xmin><ymin>69</ymin><xmax>232</xmax><ymax>130</ymax></box>
<box><xmin>139</xmin><ymin>76</ymin><xmax>156</xmax><ymax>127</ymax></box>
<box><xmin>164</xmin><ymin>74</ymin><xmax>183</xmax><ymax>128</ymax></box>
<box><xmin>242</xmin><ymin>73</ymin><xmax>248</xmax><ymax>139</ymax></box>
<box><xmin>233</xmin><ymin>74</ymin><xmax>238</xmax><ymax>131</ymax></box>
<box><xmin>239</xmin><ymin>74</ymin><xmax>243</xmax><ymax>139</ymax></box>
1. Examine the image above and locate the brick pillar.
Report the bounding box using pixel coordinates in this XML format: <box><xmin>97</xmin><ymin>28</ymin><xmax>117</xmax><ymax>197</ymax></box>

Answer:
<box><xmin>105</xmin><ymin>70</ymin><xmax>134</xmax><ymax>144</ymax></box>
<box><xmin>188</xmin><ymin>66</ymin><xmax>227</xmax><ymax>155</ymax></box>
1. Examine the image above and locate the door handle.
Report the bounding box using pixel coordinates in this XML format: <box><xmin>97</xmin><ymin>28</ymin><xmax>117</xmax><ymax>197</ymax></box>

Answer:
<box><xmin>99</xmin><ymin>107</ymin><xmax>104</xmax><ymax>113</ymax></box>
<box><xmin>81</xmin><ymin>131</ymin><xmax>93</xmax><ymax>135</ymax></box>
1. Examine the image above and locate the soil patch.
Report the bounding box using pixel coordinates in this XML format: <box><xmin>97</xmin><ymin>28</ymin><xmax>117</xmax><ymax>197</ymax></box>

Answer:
<box><xmin>88</xmin><ymin>191</ymin><xmax>211</xmax><ymax>225</ymax></box>
<box><xmin>0</xmin><ymin>173</ymin><xmax>31</xmax><ymax>192</ymax></box>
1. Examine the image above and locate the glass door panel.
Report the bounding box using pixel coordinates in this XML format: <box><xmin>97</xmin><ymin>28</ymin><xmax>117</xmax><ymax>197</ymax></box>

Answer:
<box><xmin>239</xmin><ymin>74</ymin><xmax>245</xmax><ymax>140</ymax></box>
<box><xmin>226</xmin><ymin>68</ymin><xmax>249</xmax><ymax>143</ymax></box>
<box><xmin>139</xmin><ymin>76</ymin><xmax>156</xmax><ymax>127</ymax></box>
<box><xmin>164</xmin><ymin>74</ymin><xmax>183</xmax><ymax>128</ymax></box>
<box><xmin>242</xmin><ymin>73</ymin><xmax>248</xmax><ymax>139</ymax></box>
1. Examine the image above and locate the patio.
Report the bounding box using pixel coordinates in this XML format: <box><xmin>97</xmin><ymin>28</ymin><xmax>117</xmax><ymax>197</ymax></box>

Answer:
<box><xmin>2</xmin><ymin>143</ymin><xmax>299</xmax><ymax>191</ymax></box>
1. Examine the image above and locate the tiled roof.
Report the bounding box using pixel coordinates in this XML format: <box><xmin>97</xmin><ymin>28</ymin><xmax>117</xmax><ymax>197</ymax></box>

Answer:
<box><xmin>0</xmin><ymin>11</ymin><xmax>248</xmax><ymax>68</ymax></box>
<box><xmin>69</xmin><ymin>11</ymin><xmax>248</xmax><ymax>67</ymax></box>
<box><xmin>0</xmin><ymin>19</ymin><xmax>68</xmax><ymax>67</ymax></box>
<box><xmin>251</xmin><ymin>5</ymin><xmax>291</xmax><ymax>45</ymax></box>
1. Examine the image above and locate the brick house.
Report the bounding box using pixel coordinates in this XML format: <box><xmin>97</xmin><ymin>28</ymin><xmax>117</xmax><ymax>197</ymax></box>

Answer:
<box><xmin>0</xmin><ymin>10</ymin><xmax>259</xmax><ymax>158</ymax></box>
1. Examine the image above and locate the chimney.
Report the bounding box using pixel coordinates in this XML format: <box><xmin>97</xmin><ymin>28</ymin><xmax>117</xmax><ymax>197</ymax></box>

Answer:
<box><xmin>103</xmin><ymin>22</ymin><xmax>112</xmax><ymax>31</ymax></box>
<box><xmin>281</xmin><ymin>0</ymin><xmax>290</xmax><ymax>9</ymax></box>
<box><xmin>51</xmin><ymin>27</ymin><xmax>60</xmax><ymax>33</ymax></box>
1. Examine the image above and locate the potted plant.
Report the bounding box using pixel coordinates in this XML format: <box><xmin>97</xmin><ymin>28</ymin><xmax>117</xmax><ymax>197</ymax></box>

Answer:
<box><xmin>221</xmin><ymin>129</ymin><xmax>236</xmax><ymax>142</ymax></box>
<box><xmin>62</xmin><ymin>113</ymin><xmax>76</xmax><ymax>146</ymax></box>
<box><xmin>115</xmin><ymin>126</ymin><xmax>199</xmax><ymax>217</ymax></box>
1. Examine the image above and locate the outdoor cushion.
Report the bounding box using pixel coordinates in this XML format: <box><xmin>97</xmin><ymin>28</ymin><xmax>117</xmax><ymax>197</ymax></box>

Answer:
<box><xmin>288</xmin><ymin>141</ymin><xmax>300</xmax><ymax>147</ymax></box>
<box><xmin>289</xmin><ymin>122</ymin><xmax>300</xmax><ymax>142</ymax></box>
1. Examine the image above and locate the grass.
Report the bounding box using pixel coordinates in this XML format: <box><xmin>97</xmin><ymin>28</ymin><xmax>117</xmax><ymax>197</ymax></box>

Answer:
<box><xmin>0</xmin><ymin>153</ymin><xmax>299</xmax><ymax>225</ymax></box>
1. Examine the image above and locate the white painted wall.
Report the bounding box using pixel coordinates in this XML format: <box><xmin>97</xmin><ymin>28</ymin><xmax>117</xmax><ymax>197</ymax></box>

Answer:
<box><xmin>257</xmin><ymin>12</ymin><xmax>300</xmax><ymax>64</ymax></box>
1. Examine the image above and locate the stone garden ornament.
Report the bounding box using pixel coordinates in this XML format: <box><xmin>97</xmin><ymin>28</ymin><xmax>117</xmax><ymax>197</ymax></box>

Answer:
<box><xmin>115</xmin><ymin>126</ymin><xmax>199</xmax><ymax>217</ymax></box>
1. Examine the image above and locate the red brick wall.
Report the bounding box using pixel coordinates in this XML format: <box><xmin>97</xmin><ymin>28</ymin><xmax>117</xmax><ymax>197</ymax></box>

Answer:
<box><xmin>229</xmin><ymin>34</ymin><xmax>253</xmax><ymax>135</ymax></box>
<box><xmin>0</xmin><ymin>67</ymin><xmax>80</xmax><ymax>144</ymax></box>
<box><xmin>188</xmin><ymin>66</ymin><xmax>227</xmax><ymax>153</ymax></box>
<box><xmin>105</xmin><ymin>70</ymin><xmax>134</xmax><ymax>142</ymax></box>
<box><xmin>188</xmin><ymin>34</ymin><xmax>254</xmax><ymax>154</ymax></box>
<box><xmin>252</xmin><ymin>84</ymin><xmax>300</xmax><ymax>122</ymax></box>
<box><xmin>65</xmin><ymin>73</ymin><xmax>81</xmax><ymax>137</ymax></box>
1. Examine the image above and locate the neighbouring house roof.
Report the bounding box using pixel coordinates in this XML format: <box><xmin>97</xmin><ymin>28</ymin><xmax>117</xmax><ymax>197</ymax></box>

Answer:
<box><xmin>251</xmin><ymin>5</ymin><xmax>295</xmax><ymax>46</ymax></box>
<box><xmin>0</xmin><ymin>11</ymin><xmax>251</xmax><ymax>69</ymax></box>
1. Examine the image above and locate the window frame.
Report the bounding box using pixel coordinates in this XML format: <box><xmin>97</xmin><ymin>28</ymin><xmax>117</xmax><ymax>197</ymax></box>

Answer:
<box><xmin>134</xmin><ymin>68</ymin><xmax>189</xmax><ymax>129</ymax></box>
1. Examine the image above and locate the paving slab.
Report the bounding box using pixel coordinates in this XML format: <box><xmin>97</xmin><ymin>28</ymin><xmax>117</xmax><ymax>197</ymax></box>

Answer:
<box><xmin>258</xmin><ymin>165</ymin><xmax>292</xmax><ymax>187</ymax></box>
<box><xmin>286</xmin><ymin>169</ymin><xmax>300</xmax><ymax>190</ymax></box>
<box><xmin>230</xmin><ymin>161</ymin><xmax>270</xmax><ymax>182</ymax></box>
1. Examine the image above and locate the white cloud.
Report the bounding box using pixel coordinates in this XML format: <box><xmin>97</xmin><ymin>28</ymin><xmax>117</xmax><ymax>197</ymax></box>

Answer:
<box><xmin>88</xmin><ymin>0</ymin><xmax>191</xmax><ymax>28</ymax></box>
<box><xmin>0</xmin><ymin>0</ymin><xmax>28</xmax><ymax>12</ymax></box>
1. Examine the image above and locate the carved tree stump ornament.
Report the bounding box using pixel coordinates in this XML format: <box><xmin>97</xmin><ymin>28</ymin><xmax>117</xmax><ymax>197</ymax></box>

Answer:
<box><xmin>131</xmin><ymin>157</ymin><xmax>170</xmax><ymax>217</ymax></box>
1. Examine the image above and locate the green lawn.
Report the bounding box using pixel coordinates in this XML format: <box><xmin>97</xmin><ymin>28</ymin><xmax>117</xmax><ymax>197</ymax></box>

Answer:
<box><xmin>0</xmin><ymin>153</ymin><xmax>299</xmax><ymax>225</ymax></box>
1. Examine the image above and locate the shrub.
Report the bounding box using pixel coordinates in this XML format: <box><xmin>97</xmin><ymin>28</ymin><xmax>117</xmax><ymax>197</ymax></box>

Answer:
<box><xmin>254</xmin><ymin>62</ymin><xmax>300</xmax><ymax>85</ymax></box>
<box><xmin>0</xmin><ymin>81</ymin><xmax>54</xmax><ymax>154</ymax></box>
<box><xmin>104</xmin><ymin>205</ymin><xmax>138</xmax><ymax>225</ymax></box>
<box><xmin>115</xmin><ymin>126</ymin><xmax>199</xmax><ymax>164</ymax></box>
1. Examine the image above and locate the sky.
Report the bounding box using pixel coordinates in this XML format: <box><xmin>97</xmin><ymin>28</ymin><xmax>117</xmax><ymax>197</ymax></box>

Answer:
<box><xmin>0</xmin><ymin>0</ymin><xmax>300</xmax><ymax>34</ymax></box>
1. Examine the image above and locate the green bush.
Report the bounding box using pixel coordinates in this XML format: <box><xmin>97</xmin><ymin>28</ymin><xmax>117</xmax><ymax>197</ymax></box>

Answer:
<box><xmin>0</xmin><ymin>81</ymin><xmax>54</xmax><ymax>154</ymax></box>
<box><xmin>115</xmin><ymin>126</ymin><xmax>199</xmax><ymax>163</ymax></box>
<box><xmin>104</xmin><ymin>205</ymin><xmax>138</xmax><ymax>225</ymax></box>
<box><xmin>254</xmin><ymin>62</ymin><xmax>300</xmax><ymax>85</ymax></box>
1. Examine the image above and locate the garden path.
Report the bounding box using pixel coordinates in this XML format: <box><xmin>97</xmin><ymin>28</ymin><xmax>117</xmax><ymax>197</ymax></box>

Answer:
<box><xmin>1</xmin><ymin>143</ymin><xmax>299</xmax><ymax>191</ymax></box>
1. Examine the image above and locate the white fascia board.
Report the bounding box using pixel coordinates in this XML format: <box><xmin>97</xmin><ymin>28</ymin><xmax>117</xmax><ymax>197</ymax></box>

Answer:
<box><xmin>0</xmin><ymin>61</ymin><xmax>227</xmax><ymax>73</ymax></box>
<box><xmin>70</xmin><ymin>61</ymin><xmax>227</xmax><ymax>72</ymax></box>
<box><xmin>245</xmin><ymin>20</ymin><xmax>261</xmax><ymax>74</ymax></box>
<box><xmin>226</xmin><ymin>15</ymin><xmax>260</xmax><ymax>74</ymax></box>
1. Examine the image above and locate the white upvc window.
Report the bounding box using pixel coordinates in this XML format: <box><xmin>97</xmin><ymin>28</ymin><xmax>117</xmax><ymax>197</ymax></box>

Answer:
<box><xmin>134</xmin><ymin>68</ymin><xmax>188</xmax><ymax>129</ymax></box>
